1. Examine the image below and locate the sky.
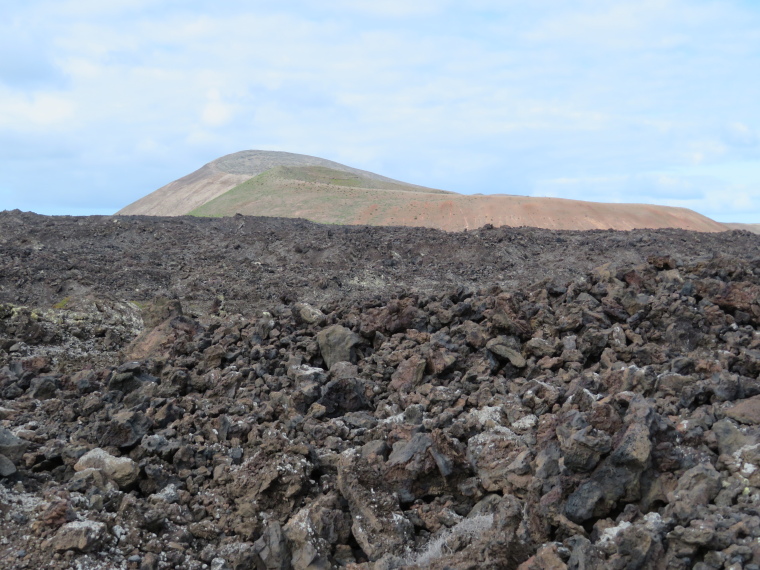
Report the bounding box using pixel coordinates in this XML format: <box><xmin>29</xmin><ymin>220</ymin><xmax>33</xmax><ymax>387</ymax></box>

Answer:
<box><xmin>1</xmin><ymin>0</ymin><xmax>760</xmax><ymax>222</ymax></box>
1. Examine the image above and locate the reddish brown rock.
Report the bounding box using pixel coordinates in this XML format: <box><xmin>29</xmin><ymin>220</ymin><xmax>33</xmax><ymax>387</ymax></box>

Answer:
<box><xmin>723</xmin><ymin>395</ymin><xmax>760</xmax><ymax>425</ymax></box>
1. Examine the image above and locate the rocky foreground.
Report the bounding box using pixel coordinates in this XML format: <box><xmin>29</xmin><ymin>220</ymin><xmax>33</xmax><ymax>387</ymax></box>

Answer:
<box><xmin>1</xmin><ymin>212</ymin><xmax>760</xmax><ymax>569</ymax></box>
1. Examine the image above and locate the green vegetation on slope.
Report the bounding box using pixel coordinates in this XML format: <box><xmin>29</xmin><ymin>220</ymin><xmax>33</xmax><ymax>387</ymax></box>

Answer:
<box><xmin>188</xmin><ymin>165</ymin><xmax>451</xmax><ymax>220</ymax></box>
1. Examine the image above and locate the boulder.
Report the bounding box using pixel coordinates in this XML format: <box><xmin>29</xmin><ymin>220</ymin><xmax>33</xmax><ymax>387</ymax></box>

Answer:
<box><xmin>316</xmin><ymin>325</ymin><xmax>361</xmax><ymax>369</ymax></box>
<box><xmin>556</xmin><ymin>415</ymin><xmax>611</xmax><ymax>473</ymax></box>
<box><xmin>253</xmin><ymin>522</ymin><xmax>291</xmax><ymax>570</ymax></box>
<box><xmin>0</xmin><ymin>454</ymin><xmax>16</xmax><ymax>477</ymax></box>
<box><xmin>52</xmin><ymin>520</ymin><xmax>107</xmax><ymax>553</ymax></box>
<box><xmin>337</xmin><ymin>451</ymin><xmax>414</xmax><ymax>561</ymax></box>
<box><xmin>317</xmin><ymin>377</ymin><xmax>368</xmax><ymax>417</ymax></box>
<box><xmin>467</xmin><ymin>428</ymin><xmax>528</xmax><ymax>492</ymax></box>
<box><xmin>723</xmin><ymin>395</ymin><xmax>760</xmax><ymax>425</ymax></box>
<box><xmin>390</xmin><ymin>356</ymin><xmax>426</xmax><ymax>391</ymax></box>
<box><xmin>711</xmin><ymin>419</ymin><xmax>749</xmax><ymax>456</ymax></box>
<box><xmin>667</xmin><ymin>463</ymin><xmax>721</xmax><ymax>522</ymax></box>
<box><xmin>293</xmin><ymin>303</ymin><xmax>326</xmax><ymax>326</ymax></box>
<box><xmin>28</xmin><ymin>376</ymin><xmax>58</xmax><ymax>399</ymax></box>
<box><xmin>283</xmin><ymin>495</ymin><xmax>351</xmax><ymax>570</ymax></box>
<box><xmin>359</xmin><ymin>298</ymin><xmax>425</xmax><ymax>336</ymax></box>
<box><xmin>99</xmin><ymin>410</ymin><xmax>153</xmax><ymax>448</ymax></box>
<box><xmin>461</xmin><ymin>320</ymin><xmax>488</xmax><ymax>349</ymax></box>
<box><xmin>486</xmin><ymin>337</ymin><xmax>526</xmax><ymax>368</ymax></box>
<box><xmin>74</xmin><ymin>447</ymin><xmax>140</xmax><ymax>488</ymax></box>
<box><xmin>0</xmin><ymin>427</ymin><xmax>28</xmax><ymax>463</ymax></box>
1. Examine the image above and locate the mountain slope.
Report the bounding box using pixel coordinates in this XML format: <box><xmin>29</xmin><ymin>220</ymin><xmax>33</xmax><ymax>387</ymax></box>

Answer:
<box><xmin>189</xmin><ymin>164</ymin><xmax>725</xmax><ymax>232</ymax></box>
<box><xmin>724</xmin><ymin>223</ymin><xmax>760</xmax><ymax>234</ymax></box>
<box><xmin>117</xmin><ymin>150</ymin><xmax>441</xmax><ymax>216</ymax></box>
<box><xmin>119</xmin><ymin>150</ymin><xmax>729</xmax><ymax>232</ymax></box>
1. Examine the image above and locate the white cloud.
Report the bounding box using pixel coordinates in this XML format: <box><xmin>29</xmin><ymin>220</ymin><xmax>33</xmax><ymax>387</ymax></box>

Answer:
<box><xmin>724</xmin><ymin>122</ymin><xmax>759</xmax><ymax>148</ymax></box>
<box><xmin>322</xmin><ymin>0</ymin><xmax>447</xmax><ymax>17</ymax></box>
<box><xmin>0</xmin><ymin>88</ymin><xmax>74</xmax><ymax>128</ymax></box>
<box><xmin>201</xmin><ymin>89</ymin><xmax>233</xmax><ymax>127</ymax></box>
<box><xmin>1</xmin><ymin>0</ymin><xmax>759</xmax><ymax>221</ymax></box>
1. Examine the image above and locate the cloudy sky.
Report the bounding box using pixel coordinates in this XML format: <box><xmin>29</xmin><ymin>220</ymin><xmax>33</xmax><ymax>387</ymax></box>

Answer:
<box><xmin>2</xmin><ymin>0</ymin><xmax>759</xmax><ymax>222</ymax></box>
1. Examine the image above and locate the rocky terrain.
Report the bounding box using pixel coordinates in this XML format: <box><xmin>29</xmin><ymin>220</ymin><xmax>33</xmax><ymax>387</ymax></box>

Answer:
<box><xmin>116</xmin><ymin>150</ymin><xmax>728</xmax><ymax>233</ymax></box>
<box><xmin>1</xmin><ymin>210</ymin><xmax>760</xmax><ymax>569</ymax></box>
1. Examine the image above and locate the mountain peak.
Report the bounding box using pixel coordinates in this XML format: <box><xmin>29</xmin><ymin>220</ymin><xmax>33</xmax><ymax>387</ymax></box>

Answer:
<box><xmin>118</xmin><ymin>150</ymin><xmax>728</xmax><ymax>232</ymax></box>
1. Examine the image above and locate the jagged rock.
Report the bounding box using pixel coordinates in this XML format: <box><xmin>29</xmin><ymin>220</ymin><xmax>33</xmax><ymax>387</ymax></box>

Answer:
<box><xmin>337</xmin><ymin>450</ymin><xmax>414</xmax><ymax>561</ymax></box>
<box><xmin>68</xmin><ymin>467</ymin><xmax>113</xmax><ymax>493</ymax></box>
<box><xmin>486</xmin><ymin>337</ymin><xmax>526</xmax><ymax>368</ymax></box>
<box><xmin>0</xmin><ymin>427</ymin><xmax>28</xmax><ymax>463</ymax></box>
<box><xmin>426</xmin><ymin>347</ymin><xmax>458</xmax><ymax>374</ymax></box>
<box><xmin>2</xmin><ymin>212</ymin><xmax>760</xmax><ymax>569</ymax></box>
<box><xmin>316</xmin><ymin>325</ymin><xmax>361</xmax><ymax>369</ymax></box>
<box><xmin>99</xmin><ymin>410</ymin><xmax>153</xmax><ymax>448</ymax></box>
<box><xmin>289</xmin><ymin>364</ymin><xmax>327</xmax><ymax>384</ymax></box>
<box><xmin>317</xmin><ymin>377</ymin><xmax>368</xmax><ymax>417</ymax></box>
<box><xmin>667</xmin><ymin>463</ymin><xmax>722</xmax><ymax>522</ymax></box>
<box><xmin>329</xmin><ymin>361</ymin><xmax>359</xmax><ymax>379</ymax></box>
<box><xmin>711</xmin><ymin>419</ymin><xmax>748</xmax><ymax>455</ymax></box>
<box><xmin>460</xmin><ymin>320</ymin><xmax>487</xmax><ymax>349</ymax></box>
<box><xmin>524</xmin><ymin>338</ymin><xmax>560</xmax><ymax>359</ymax></box>
<box><xmin>517</xmin><ymin>543</ymin><xmax>568</xmax><ymax>570</ymax></box>
<box><xmin>556</xmin><ymin>412</ymin><xmax>611</xmax><ymax>472</ymax></box>
<box><xmin>293</xmin><ymin>303</ymin><xmax>326</xmax><ymax>326</ymax></box>
<box><xmin>188</xmin><ymin>520</ymin><xmax>221</xmax><ymax>541</ymax></box>
<box><xmin>564</xmin><ymin>420</ymin><xmax>653</xmax><ymax>523</ymax></box>
<box><xmin>390</xmin><ymin>356</ymin><xmax>426</xmax><ymax>391</ymax></box>
<box><xmin>723</xmin><ymin>395</ymin><xmax>760</xmax><ymax>425</ymax></box>
<box><xmin>385</xmin><ymin>430</ymin><xmax>469</xmax><ymax>502</ymax></box>
<box><xmin>609</xmin><ymin>422</ymin><xmax>652</xmax><ymax>469</ymax></box>
<box><xmin>253</xmin><ymin>522</ymin><xmax>291</xmax><ymax>570</ymax></box>
<box><xmin>283</xmin><ymin>495</ymin><xmax>351</xmax><ymax>570</ymax></box>
<box><xmin>486</xmin><ymin>294</ymin><xmax>532</xmax><ymax>338</ymax></box>
<box><xmin>0</xmin><ymin>454</ymin><xmax>16</xmax><ymax>477</ymax></box>
<box><xmin>28</xmin><ymin>375</ymin><xmax>58</xmax><ymax>399</ymax></box>
<box><xmin>51</xmin><ymin>520</ymin><xmax>107</xmax><ymax>553</ymax></box>
<box><xmin>467</xmin><ymin>428</ymin><xmax>528</xmax><ymax>492</ymax></box>
<box><xmin>566</xmin><ymin>536</ymin><xmax>605</xmax><ymax>569</ymax></box>
<box><xmin>228</xmin><ymin>450</ymin><xmax>313</xmax><ymax>521</ymax></box>
<box><xmin>151</xmin><ymin>401</ymin><xmax>184</xmax><ymax>429</ymax></box>
<box><xmin>359</xmin><ymin>298</ymin><xmax>426</xmax><ymax>336</ymax></box>
<box><xmin>216</xmin><ymin>541</ymin><xmax>261</xmax><ymax>570</ymax></box>
<box><xmin>74</xmin><ymin>447</ymin><xmax>140</xmax><ymax>488</ymax></box>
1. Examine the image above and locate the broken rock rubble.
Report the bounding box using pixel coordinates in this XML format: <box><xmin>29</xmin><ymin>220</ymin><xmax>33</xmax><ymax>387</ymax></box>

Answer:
<box><xmin>1</xmin><ymin>236</ymin><xmax>760</xmax><ymax>568</ymax></box>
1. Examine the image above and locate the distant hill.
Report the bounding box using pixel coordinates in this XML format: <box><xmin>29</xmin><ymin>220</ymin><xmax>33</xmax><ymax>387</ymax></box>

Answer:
<box><xmin>117</xmin><ymin>150</ymin><xmax>443</xmax><ymax>217</ymax></box>
<box><xmin>118</xmin><ymin>150</ymin><xmax>730</xmax><ymax>232</ymax></box>
<box><xmin>724</xmin><ymin>223</ymin><xmax>760</xmax><ymax>234</ymax></box>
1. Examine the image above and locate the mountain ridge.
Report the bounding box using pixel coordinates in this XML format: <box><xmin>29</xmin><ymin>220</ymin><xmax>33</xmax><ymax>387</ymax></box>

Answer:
<box><xmin>118</xmin><ymin>150</ymin><xmax>730</xmax><ymax>232</ymax></box>
<box><xmin>117</xmin><ymin>150</ymin><xmax>445</xmax><ymax>217</ymax></box>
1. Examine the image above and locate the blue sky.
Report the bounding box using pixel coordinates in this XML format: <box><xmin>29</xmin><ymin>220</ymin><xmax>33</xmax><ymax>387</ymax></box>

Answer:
<box><xmin>2</xmin><ymin>0</ymin><xmax>759</xmax><ymax>222</ymax></box>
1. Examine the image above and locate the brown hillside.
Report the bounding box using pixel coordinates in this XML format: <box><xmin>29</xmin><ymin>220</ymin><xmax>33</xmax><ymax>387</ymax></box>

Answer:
<box><xmin>117</xmin><ymin>150</ymin><xmax>442</xmax><ymax>216</ymax></box>
<box><xmin>724</xmin><ymin>223</ymin><xmax>760</xmax><ymax>234</ymax></box>
<box><xmin>118</xmin><ymin>150</ymin><xmax>728</xmax><ymax>232</ymax></box>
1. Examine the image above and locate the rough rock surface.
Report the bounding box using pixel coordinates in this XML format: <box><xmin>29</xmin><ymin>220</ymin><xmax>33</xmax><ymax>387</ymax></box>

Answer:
<box><xmin>0</xmin><ymin>211</ymin><xmax>759</xmax><ymax>569</ymax></box>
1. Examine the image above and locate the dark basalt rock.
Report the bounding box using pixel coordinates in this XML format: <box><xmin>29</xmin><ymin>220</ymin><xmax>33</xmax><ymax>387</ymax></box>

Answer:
<box><xmin>0</xmin><ymin>212</ymin><xmax>760</xmax><ymax>569</ymax></box>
